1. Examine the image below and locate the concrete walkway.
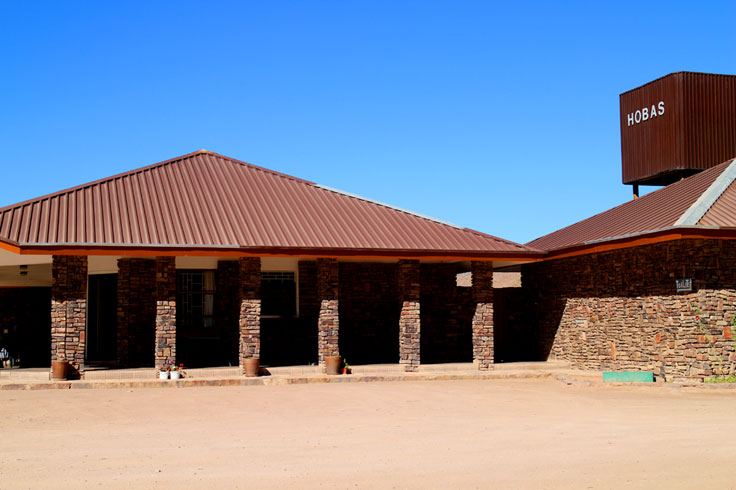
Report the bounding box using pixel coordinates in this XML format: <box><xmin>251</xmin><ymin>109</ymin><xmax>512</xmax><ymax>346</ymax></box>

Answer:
<box><xmin>0</xmin><ymin>360</ymin><xmax>583</xmax><ymax>390</ymax></box>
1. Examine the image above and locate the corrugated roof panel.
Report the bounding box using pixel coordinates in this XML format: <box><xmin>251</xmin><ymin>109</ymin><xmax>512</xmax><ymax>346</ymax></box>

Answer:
<box><xmin>699</xmin><ymin>178</ymin><xmax>736</xmax><ymax>226</ymax></box>
<box><xmin>0</xmin><ymin>150</ymin><xmax>538</xmax><ymax>257</ymax></box>
<box><xmin>528</xmin><ymin>160</ymin><xmax>731</xmax><ymax>251</ymax></box>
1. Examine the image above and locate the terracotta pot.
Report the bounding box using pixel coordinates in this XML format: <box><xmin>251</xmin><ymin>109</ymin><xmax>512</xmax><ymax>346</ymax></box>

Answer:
<box><xmin>325</xmin><ymin>356</ymin><xmax>342</xmax><ymax>375</ymax></box>
<box><xmin>244</xmin><ymin>357</ymin><xmax>260</xmax><ymax>377</ymax></box>
<box><xmin>51</xmin><ymin>360</ymin><xmax>68</xmax><ymax>381</ymax></box>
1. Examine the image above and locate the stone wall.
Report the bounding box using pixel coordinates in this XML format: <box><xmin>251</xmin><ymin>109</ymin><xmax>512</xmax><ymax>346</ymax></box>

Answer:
<box><xmin>238</xmin><ymin>257</ymin><xmax>261</xmax><ymax>370</ymax></box>
<box><xmin>117</xmin><ymin>258</ymin><xmax>156</xmax><ymax>367</ymax></box>
<box><xmin>0</xmin><ymin>287</ymin><xmax>51</xmax><ymax>367</ymax></box>
<box><xmin>523</xmin><ymin>239</ymin><xmax>736</xmax><ymax>378</ymax></box>
<box><xmin>154</xmin><ymin>257</ymin><xmax>176</xmax><ymax>370</ymax></box>
<box><xmin>317</xmin><ymin>258</ymin><xmax>340</xmax><ymax>365</ymax></box>
<box><xmin>51</xmin><ymin>255</ymin><xmax>87</xmax><ymax>376</ymax></box>
<box><xmin>471</xmin><ymin>261</ymin><xmax>494</xmax><ymax>370</ymax></box>
<box><xmin>398</xmin><ymin>260</ymin><xmax>420</xmax><ymax>372</ymax></box>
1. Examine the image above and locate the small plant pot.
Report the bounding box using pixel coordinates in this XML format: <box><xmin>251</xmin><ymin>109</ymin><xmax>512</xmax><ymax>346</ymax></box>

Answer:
<box><xmin>51</xmin><ymin>360</ymin><xmax>69</xmax><ymax>381</ymax></box>
<box><xmin>170</xmin><ymin>371</ymin><xmax>181</xmax><ymax>380</ymax></box>
<box><xmin>325</xmin><ymin>356</ymin><xmax>341</xmax><ymax>375</ymax></box>
<box><xmin>159</xmin><ymin>370</ymin><xmax>168</xmax><ymax>380</ymax></box>
<box><xmin>244</xmin><ymin>357</ymin><xmax>260</xmax><ymax>377</ymax></box>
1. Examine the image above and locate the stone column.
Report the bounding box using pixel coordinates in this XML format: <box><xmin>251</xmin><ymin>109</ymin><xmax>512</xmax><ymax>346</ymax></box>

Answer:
<box><xmin>154</xmin><ymin>257</ymin><xmax>176</xmax><ymax>370</ymax></box>
<box><xmin>51</xmin><ymin>255</ymin><xmax>88</xmax><ymax>377</ymax></box>
<box><xmin>398</xmin><ymin>259</ymin><xmax>420</xmax><ymax>372</ymax></box>
<box><xmin>317</xmin><ymin>258</ymin><xmax>339</xmax><ymax>366</ymax></box>
<box><xmin>471</xmin><ymin>261</ymin><xmax>494</xmax><ymax>370</ymax></box>
<box><xmin>238</xmin><ymin>257</ymin><xmax>261</xmax><ymax>371</ymax></box>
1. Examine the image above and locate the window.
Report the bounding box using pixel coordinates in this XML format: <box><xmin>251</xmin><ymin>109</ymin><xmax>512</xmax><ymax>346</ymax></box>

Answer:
<box><xmin>261</xmin><ymin>271</ymin><xmax>296</xmax><ymax>317</ymax></box>
<box><xmin>177</xmin><ymin>271</ymin><xmax>216</xmax><ymax>329</ymax></box>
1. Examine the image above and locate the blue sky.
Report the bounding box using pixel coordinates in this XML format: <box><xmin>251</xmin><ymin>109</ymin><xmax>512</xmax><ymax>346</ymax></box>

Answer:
<box><xmin>1</xmin><ymin>1</ymin><xmax>734</xmax><ymax>244</ymax></box>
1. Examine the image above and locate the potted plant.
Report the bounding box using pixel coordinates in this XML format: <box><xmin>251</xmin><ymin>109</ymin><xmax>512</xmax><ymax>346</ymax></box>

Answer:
<box><xmin>51</xmin><ymin>353</ymin><xmax>69</xmax><ymax>381</ymax></box>
<box><xmin>158</xmin><ymin>364</ymin><xmax>169</xmax><ymax>380</ymax></box>
<box><xmin>325</xmin><ymin>355</ymin><xmax>341</xmax><ymax>375</ymax></box>
<box><xmin>170</xmin><ymin>362</ymin><xmax>184</xmax><ymax>380</ymax></box>
<box><xmin>243</xmin><ymin>357</ymin><xmax>260</xmax><ymax>377</ymax></box>
<box><xmin>341</xmin><ymin>359</ymin><xmax>351</xmax><ymax>375</ymax></box>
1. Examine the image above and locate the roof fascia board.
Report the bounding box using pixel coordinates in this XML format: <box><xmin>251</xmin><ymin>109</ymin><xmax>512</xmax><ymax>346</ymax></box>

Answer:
<box><xmin>10</xmin><ymin>244</ymin><xmax>543</xmax><ymax>261</ymax></box>
<box><xmin>675</xmin><ymin>159</ymin><xmax>736</xmax><ymax>225</ymax></box>
<box><xmin>542</xmin><ymin>226</ymin><xmax>736</xmax><ymax>261</ymax></box>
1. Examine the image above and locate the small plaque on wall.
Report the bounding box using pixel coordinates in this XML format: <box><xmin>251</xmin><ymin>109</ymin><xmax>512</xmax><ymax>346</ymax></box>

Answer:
<box><xmin>676</xmin><ymin>278</ymin><xmax>693</xmax><ymax>292</ymax></box>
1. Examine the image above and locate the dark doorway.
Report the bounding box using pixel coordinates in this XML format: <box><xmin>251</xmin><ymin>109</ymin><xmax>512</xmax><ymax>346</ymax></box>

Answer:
<box><xmin>260</xmin><ymin>272</ymin><xmax>315</xmax><ymax>366</ymax></box>
<box><xmin>0</xmin><ymin>287</ymin><xmax>51</xmax><ymax>367</ymax></box>
<box><xmin>87</xmin><ymin>274</ymin><xmax>118</xmax><ymax>363</ymax></box>
<box><xmin>338</xmin><ymin>263</ymin><xmax>400</xmax><ymax>365</ymax></box>
<box><xmin>177</xmin><ymin>270</ymin><xmax>233</xmax><ymax>367</ymax></box>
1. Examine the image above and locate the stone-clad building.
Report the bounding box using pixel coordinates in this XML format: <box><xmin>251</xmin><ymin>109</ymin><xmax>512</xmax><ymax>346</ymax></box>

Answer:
<box><xmin>4</xmin><ymin>142</ymin><xmax>736</xmax><ymax>381</ymax></box>
<box><xmin>523</xmin><ymin>159</ymin><xmax>736</xmax><ymax>378</ymax></box>
<box><xmin>0</xmin><ymin>150</ymin><xmax>541</xmax><ymax>377</ymax></box>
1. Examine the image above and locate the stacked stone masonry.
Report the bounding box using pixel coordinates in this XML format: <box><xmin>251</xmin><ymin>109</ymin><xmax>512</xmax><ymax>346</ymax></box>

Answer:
<box><xmin>154</xmin><ymin>257</ymin><xmax>177</xmax><ymax>370</ymax></box>
<box><xmin>398</xmin><ymin>260</ymin><xmax>421</xmax><ymax>372</ymax></box>
<box><xmin>51</xmin><ymin>255</ymin><xmax>87</xmax><ymax>376</ymax></box>
<box><xmin>471</xmin><ymin>261</ymin><xmax>494</xmax><ymax>370</ymax></box>
<box><xmin>523</xmin><ymin>239</ymin><xmax>736</xmax><ymax>378</ymax></box>
<box><xmin>317</xmin><ymin>258</ymin><xmax>340</xmax><ymax>365</ymax></box>
<box><xmin>238</xmin><ymin>257</ymin><xmax>261</xmax><ymax>371</ymax></box>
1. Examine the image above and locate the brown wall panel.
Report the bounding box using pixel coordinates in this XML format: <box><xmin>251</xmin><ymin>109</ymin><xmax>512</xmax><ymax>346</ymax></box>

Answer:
<box><xmin>620</xmin><ymin>72</ymin><xmax>736</xmax><ymax>185</ymax></box>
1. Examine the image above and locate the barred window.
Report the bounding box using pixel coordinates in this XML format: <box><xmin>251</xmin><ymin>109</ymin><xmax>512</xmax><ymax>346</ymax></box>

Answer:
<box><xmin>261</xmin><ymin>271</ymin><xmax>296</xmax><ymax>317</ymax></box>
<box><xmin>178</xmin><ymin>271</ymin><xmax>216</xmax><ymax>329</ymax></box>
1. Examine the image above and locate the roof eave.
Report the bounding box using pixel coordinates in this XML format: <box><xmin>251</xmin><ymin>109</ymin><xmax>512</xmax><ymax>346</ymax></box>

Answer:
<box><xmin>5</xmin><ymin>242</ymin><xmax>545</xmax><ymax>261</ymax></box>
<box><xmin>541</xmin><ymin>225</ymin><xmax>736</xmax><ymax>260</ymax></box>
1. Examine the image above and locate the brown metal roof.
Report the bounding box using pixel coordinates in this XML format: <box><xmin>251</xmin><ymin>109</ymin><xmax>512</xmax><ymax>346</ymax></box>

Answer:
<box><xmin>0</xmin><ymin>151</ymin><xmax>540</xmax><ymax>259</ymax></box>
<box><xmin>527</xmin><ymin>159</ymin><xmax>734</xmax><ymax>252</ymax></box>
<box><xmin>698</xmin><ymin>177</ymin><xmax>736</xmax><ymax>226</ymax></box>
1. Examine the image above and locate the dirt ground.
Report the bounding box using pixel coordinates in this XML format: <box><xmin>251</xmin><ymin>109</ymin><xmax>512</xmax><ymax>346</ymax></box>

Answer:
<box><xmin>1</xmin><ymin>379</ymin><xmax>734</xmax><ymax>489</ymax></box>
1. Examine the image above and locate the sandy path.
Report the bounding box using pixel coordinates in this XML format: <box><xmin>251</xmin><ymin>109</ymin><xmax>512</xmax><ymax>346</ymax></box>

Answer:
<box><xmin>0</xmin><ymin>379</ymin><xmax>734</xmax><ymax>489</ymax></box>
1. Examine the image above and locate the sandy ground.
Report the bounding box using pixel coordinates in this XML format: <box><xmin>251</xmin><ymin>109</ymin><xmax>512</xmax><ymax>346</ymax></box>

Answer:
<box><xmin>0</xmin><ymin>379</ymin><xmax>734</xmax><ymax>489</ymax></box>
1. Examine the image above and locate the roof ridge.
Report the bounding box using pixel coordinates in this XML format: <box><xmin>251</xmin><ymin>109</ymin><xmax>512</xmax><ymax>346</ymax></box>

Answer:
<box><xmin>526</xmin><ymin>160</ymin><xmax>733</xmax><ymax>248</ymax></box>
<box><xmin>0</xmin><ymin>150</ymin><xmax>210</xmax><ymax>212</ymax></box>
<box><xmin>0</xmin><ymin>150</ymin><xmax>534</xmax><ymax>252</ymax></box>
<box><xmin>310</xmin><ymin>183</ymin><xmax>538</xmax><ymax>251</ymax></box>
<box><xmin>209</xmin><ymin>152</ymin><xmax>535</xmax><ymax>251</ymax></box>
<box><xmin>200</xmin><ymin>151</ymin><xmax>318</xmax><ymax>186</ymax></box>
<box><xmin>675</xmin><ymin>159</ymin><xmax>736</xmax><ymax>225</ymax></box>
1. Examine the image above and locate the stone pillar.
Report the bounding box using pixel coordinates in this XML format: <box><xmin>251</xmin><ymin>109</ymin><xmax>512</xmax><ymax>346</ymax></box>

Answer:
<box><xmin>238</xmin><ymin>257</ymin><xmax>261</xmax><ymax>371</ymax></box>
<box><xmin>51</xmin><ymin>255</ymin><xmax>88</xmax><ymax>377</ymax></box>
<box><xmin>317</xmin><ymin>258</ymin><xmax>339</xmax><ymax>366</ymax></box>
<box><xmin>398</xmin><ymin>260</ymin><xmax>420</xmax><ymax>372</ymax></box>
<box><xmin>154</xmin><ymin>257</ymin><xmax>176</xmax><ymax>370</ymax></box>
<box><xmin>471</xmin><ymin>261</ymin><xmax>494</xmax><ymax>370</ymax></box>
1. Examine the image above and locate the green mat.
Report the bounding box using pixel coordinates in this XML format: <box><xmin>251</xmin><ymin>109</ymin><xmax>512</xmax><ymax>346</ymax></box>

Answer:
<box><xmin>602</xmin><ymin>371</ymin><xmax>654</xmax><ymax>383</ymax></box>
